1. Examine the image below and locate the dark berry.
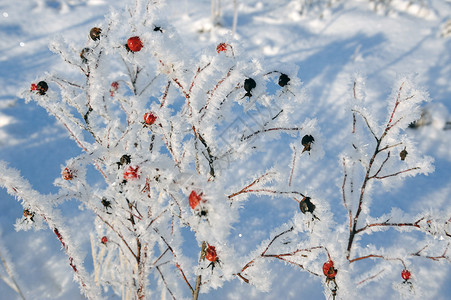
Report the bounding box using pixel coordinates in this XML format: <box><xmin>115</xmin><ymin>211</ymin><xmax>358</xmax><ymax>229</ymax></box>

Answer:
<box><xmin>299</xmin><ymin>197</ymin><xmax>315</xmax><ymax>214</ymax></box>
<box><xmin>278</xmin><ymin>73</ymin><xmax>290</xmax><ymax>87</ymax></box>
<box><xmin>90</xmin><ymin>27</ymin><xmax>101</xmax><ymax>41</ymax></box>
<box><xmin>36</xmin><ymin>81</ymin><xmax>48</xmax><ymax>95</ymax></box>
<box><xmin>120</xmin><ymin>154</ymin><xmax>131</xmax><ymax>166</ymax></box>
<box><xmin>301</xmin><ymin>134</ymin><xmax>314</xmax><ymax>153</ymax></box>
<box><xmin>80</xmin><ymin>47</ymin><xmax>91</xmax><ymax>63</ymax></box>
<box><xmin>101</xmin><ymin>197</ymin><xmax>111</xmax><ymax>209</ymax></box>
<box><xmin>400</xmin><ymin>148</ymin><xmax>408</xmax><ymax>161</ymax></box>
<box><xmin>244</xmin><ymin>78</ymin><xmax>256</xmax><ymax>98</ymax></box>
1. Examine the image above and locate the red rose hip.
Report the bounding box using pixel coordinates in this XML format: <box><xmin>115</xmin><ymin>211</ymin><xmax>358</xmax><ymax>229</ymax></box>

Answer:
<box><xmin>62</xmin><ymin>167</ymin><xmax>74</xmax><ymax>180</ymax></box>
<box><xmin>144</xmin><ymin>112</ymin><xmax>157</xmax><ymax>125</ymax></box>
<box><xmin>127</xmin><ymin>36</ymin><xmax>143</xmax><ymax>52</ymax></box>
<box><xmin>189</xmin><ymin>191</ymin><xmax>202</xmax><ymax>209</ymax></box>
<box><xmin>401</xmin><ymin>269</ymin><xmax>411</xmax><ymax>281</ymax></box>
<box><xmin>205</xmin><ymin>245</ymin><xmax>218</xmax><ymax>262</ymax></box>
<box><xmin>323</xmin><ymin>260</ymin><xmax>337</xmax><ymax>279</ymax></box>
<box><xmin>123</xmin><ymin>166</ymin><xmax>140</xmax><ymax>180</ymax></box>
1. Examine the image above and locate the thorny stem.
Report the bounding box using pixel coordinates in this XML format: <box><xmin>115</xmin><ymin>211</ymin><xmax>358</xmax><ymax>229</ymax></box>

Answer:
<box><xmin>349</xmin><ymin>254</ymin><xmax>406</xmax><ymax>266</ymax></box>
<box><xmin>192</xmin><ymin>126</ymin><xmax>216</xmax><ymax>178</ymax></box>
<box><xmin>153</xmin><ymin>229</ymin><xmax>194</xmax><ymax>294</ymax></box>
<box><xmin>229</xmin><ymin>188</ymin><xmax>306</xmax><ymax>199</ymax></box>
<box><xmin>355</xmin><ymin>217</ymin><xmax>424</xmax><ymax>234</ymax></box>
<box><xmin>228</xmin><ymin>172</ymin><xmax>275</xmax><ymax>199</ymax></box>
<box><xmin>156</xmin><ymin>266</ymin><xmax>176</xmax><ymax>299</ymax></box>
<box><xmin>346</xmin><ymin>82</ymin><xmax>422</xmax><ymax>260</ymax></box>
<box><xmin>411</xmin><ymin>243</ymin><xmax>451</xmax><ymax>262</ymax></box>
<box><xmin>357</xmin><ymin>269</ymin><xmax>386</xmax><ymax>286</ymax></box>
<box><xmin>237</xmin><ymin>227</ymin><xmax>323</xmax><ymax>282</ymax></box>
<box><xmin>193</xmin><ymin>241</ymin><xmax>207</xmax><ymax>300</ymax></box>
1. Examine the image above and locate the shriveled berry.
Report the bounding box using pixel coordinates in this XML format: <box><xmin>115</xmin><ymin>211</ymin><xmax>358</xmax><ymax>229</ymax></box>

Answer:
<box><xmin>30</xmin><ymin>83</ymin><xmax>37</xmax><ymax>91</ymax></box>
<box><xmin>36</xmin><ymin>81</ymin><xmax>48</xmax><ymax>95</ymax></box>
<box><xmin>101</xmin><ymin>236</ymin><xmax>108</xmax><ymax>244</ymax></box>
<box><xmin>301</xmin><ymin>134</ymin><xmax>314</xmax><ymax>153</ymax></box>
<box><xmin>80</xmin><ymin>47</ymin><xmax>90</xmax><ymax>63</ymax></box>
<box><xmin>144</xmin><ymin>112</ymin><xmax>157</xmax><ymax>125</ymax></box>
<box><xmin>127</xmin><ymin>36</ymin><xmax>143</xmax><ymax>52</ymax></box>
<box><xmin>400</xmin><ymin>148</ymin><xmax>408</xmax><ymax>161</ymax></box>
<box><xmin>123</xmin><ymin>166</ymin><xmax>140</xmax><ymax>180</ymax></box>
<box><xmin>206</xmin><ymin>245</ymin><xmax>218</xmax><ymax>262</ymax></box>
<box><xmin>90</xmin><ymin>27</ymin><xmax>101</xmax><ymax>41</ymax></box>
<box><xmin>299</xmin><ymin>197</ymin><xmax>315</xmax><ymax>214</ymax></box>
<box><xmin>120</xmin><ymin>154</ymin><xmax>131</xmax><ymax>166</ymax></box>
<box><xmin>154</xmin><ymin>26</ymin><xmax>163</xmax><ymax>32</ymax></box>
<box><xmin>216</xmin><ymin>42</ymin><xmax>229</xmax><ymax>53</ymax></box>
<box><xmin>62</xmin><ymin>167</ymin><xmax>74</xmax><ymax>180</ymax></box>
<box><xmin>323</xmin><ymin>260</ymin><xmax>337</xmax><ymax>279</ymax></box>
<box><xmin>401</xmin><ymin>269</ymin><xmax>411</xmax><ymax>281</ymax></box>
<box><xmin>101</xmin><ymin>197</ymin><xmax>111</xmax><ymax>209</ymax></box>
<box><xmin>189</xmin><ymin>191</ymin><xmax>202</xmax><ymax>210</ymax></box>
<box><xmin>278</xmin><ymin>73</ymin><xmax>290</xmax><ymax>87</ymax></box>
<box><xmin>244</xmin><ymin>78</ymin><xmax>256</xmax><ymax>98</ymax></box>
<box><xmin>23</xmin><ymin>209</ymin><xmax>35</xmax><ymax>221</ymax></box>
<box><xmin>110</xmin><ymin>81</ymin><xmax>119</xmax><ymax>97</ymax></box>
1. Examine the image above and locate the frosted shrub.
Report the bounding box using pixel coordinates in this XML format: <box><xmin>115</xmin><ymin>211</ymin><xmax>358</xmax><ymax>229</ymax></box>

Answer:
<box><xmin>0</xmin><ymin>0</ymin><xmax>449</xmax><ymax>299</ymax></box>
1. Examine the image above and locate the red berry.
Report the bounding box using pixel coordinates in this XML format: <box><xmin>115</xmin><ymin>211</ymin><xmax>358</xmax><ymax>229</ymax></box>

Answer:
<box><xmin>216</xmin><ymin>42</ymin><xmax>229</xmax><ymax>53</ymax></box>
<box><xmin>144</xmin><ymin>112</ymin><xmax>157</xmax><ymax>125</ymax></box>
<box><xmin>101</xmin><ymin>236</ymin><xmax>108</xmax><ymax>244</ymax></box>
<box><xmin>323</xmin><ymin>260</ymin><xmax>337</xmax><ymax>279</ymax></box>
<box><xmin>62</xmin><ymin>167</ymin><xmax>74</xmax><ymax>180</ymax></box>
<box><xmin>206</xmin><ymin>245</ymin><xmax>218</xmax><ymax>262</ymax></box>
<box><xmin>30</xmin><ymin>83</ymin><xmax>37</xmax><ymax>91</ymax></box>
<box><xmin>123</xmin><ymin>166</ymin><xmax>140</xmax><ymax>180</ymax></box>
<box><xmin>189</xmin><ymin>191</ymin><xmax>202</xmax><ymax>210</ymax></box>
<box><xmin>401</xmin><ymin>269</ymin><xmax>411</xmax><ymax>281</ymax></box>
<box><xmin>127</xmin><ymin>36</ymin><xmax>143</xmax><ymax>52</ymax></box>
<box><xmin>110</xmin><ymin>81</ymin><xmax>119</xmax><ymax>96</ymax></box>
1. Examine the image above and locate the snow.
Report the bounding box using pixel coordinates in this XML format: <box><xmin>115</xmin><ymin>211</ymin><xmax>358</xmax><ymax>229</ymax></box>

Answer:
<box><xmin>0</xmin><ymin>0</ymin><xmax>450</xmax><ymax>299</ymax></box>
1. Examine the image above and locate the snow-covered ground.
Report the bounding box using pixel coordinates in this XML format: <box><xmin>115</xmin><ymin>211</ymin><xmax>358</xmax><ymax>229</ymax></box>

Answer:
<box><xmin>0</xmin><ymin>0</ymin><xmax>450</xmax><ymax>299</ymax></box>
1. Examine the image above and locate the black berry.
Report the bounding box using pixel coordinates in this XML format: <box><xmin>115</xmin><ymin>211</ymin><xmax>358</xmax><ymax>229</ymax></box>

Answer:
<box><xmin>244</xmin><ymin>78</ymin><xmax>256</xmax><ymax>98</ymax></box>
<box><xmin>36</xmin><ymin>81</ymin><xmax>48</xmax><ymax>95</ymax></box>
<box><xmin>400</xmin><ymin>148</ymin><xmax>408</xmax><ymax>161</ymax></box>
<box><xmin>299</xmin><ymin>197</ymin><xmax>315</xmax><ymax>214</ymax></box>
<box><xmin>301</xmin><ymin>134</ymin><xmax>314</xmax><ymax>153</ymax></box>
<box><xmin>120</xmin><ymin>154</ymin><xmax>131</xmax><ymax>165</ymax></box>
<box><xmin>278</xmin><ymin>73</ymin><xmax>290</xmax><ymax>87</ymax></box>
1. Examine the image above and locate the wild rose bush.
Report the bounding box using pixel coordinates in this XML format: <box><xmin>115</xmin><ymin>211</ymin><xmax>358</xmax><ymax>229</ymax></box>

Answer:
<box><xmin>0</xmin><ymin>0</ymin><xmax>450</xmax><ymax>299</ymax></box>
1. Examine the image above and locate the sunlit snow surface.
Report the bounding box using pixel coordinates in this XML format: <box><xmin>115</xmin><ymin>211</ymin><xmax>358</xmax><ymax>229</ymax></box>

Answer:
<box><xmin>0</xmin><ymin>0</ymin><xmax>450</xmax><ymax>299</ymax></box>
